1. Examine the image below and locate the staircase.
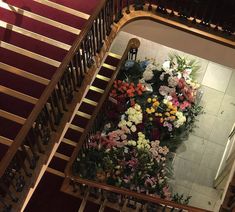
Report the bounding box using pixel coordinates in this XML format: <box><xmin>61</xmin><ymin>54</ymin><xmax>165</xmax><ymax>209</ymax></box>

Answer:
<box><xmin>24</xmin><ymin>52</ymin><xmax>121</xmax><ymax>212</ymax></box>
<box><xmin>0</xmin><ymin>0</ymin><xmax>101</xmax><ymax>162</ymax></box>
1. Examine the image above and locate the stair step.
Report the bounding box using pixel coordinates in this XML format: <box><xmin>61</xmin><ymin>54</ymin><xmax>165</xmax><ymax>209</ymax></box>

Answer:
<box><xmin>0</xmin><ymin>109</ymin><xmax>26</xmax><ymax>125</ymax></box>
<box><xmin>105</xmin><ymin>55</ymin><xmax>121</xmax><ymax>67</ymax></box>
<box><xmin>84</xmin><ymin>201</ymin><xmax>100</xmax><ymax>212</ymax></box>
<box><xmin>57</xmin><ymin>141</ymin><xmax>75</xmax><ymax>157</ymax></box>
<box><xmin>0</xmin><ymin>116</ymin><xmax>22</xmax><ymax>140</ymax></box>
<box><xmin>48</xmin><ymin>155</ymin><xmax>68</xmax><ymax>172</ymax></box>
<box><xmin>0</xmin><ymin>48</ymin><xmax>57</xmax><ymax>79</ymax></box>
<box><xmin>0</xmin><ymin>93</ymin><xmax>34</xmax><ymax>118</ymax></box>
<box><xmin>0</xmin><ymin>68</ymin><xmax>45</xmax><ymax>98</ymax></box>
<box><xmin>64</xmin><ymin>128</ymin><xmax>82</xmax><ymax>143</ymax></box>
<box><xmin>0</xmin><ymin>142</ymin><xmax>10</xmax><ymax>161</ymax></box>
<box><xmin>86</xmin><ymin>90</ymin><xmax>102</xmax><ymax>102</ymax></box>
<box><xmin>0</xmin><ymin>2</ymin><xmax>80</xmax><ymax>35</ymax></box>
<box><xmin>48</xmin><ymin>0</ymin><xmax>100</xmax><ymax>15</ymax></box>
<box><xmin>79</xmin><ymin>101</ymin><xmax>96</xmax><ymax>115</ymax></box>
<box><xmin>0</xmin><ymin>27</ymin><xmax>67</xmax><ymax>61</ymax></box>
<box><xmin>92</xmin><ymin>78</ymin><xmax>109</xmax><ymax>90</ymax></box>
<box><xmin>4</xmin><ymin>0</ymin><xmax>87</xmax><ymax>29</ymax></box>
<box><xmin>0</xmin><ymin>7</ymin><xmax>77</xmax><ymax>45</ymax></box>
<box><xmin>99</xmin><ymin>66</ymin><xmax>115</xmax><ymax>79</ymax></box>
<box><xmin>71</xmin><ymin>114</ymin><xmax>89</xmax><ymax>129</ymax></box>
<box><xmin>24</xmin><ymin>171</ymin><xmax>82</xmax><ymax>212</ymax></box>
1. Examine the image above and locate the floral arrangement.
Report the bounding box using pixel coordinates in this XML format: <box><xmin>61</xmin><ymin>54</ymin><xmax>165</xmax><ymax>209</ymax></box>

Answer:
<box><xmin>73</xmin><ymin>54</ymin><xmax>203</xmax><ymax>203</ymax></box>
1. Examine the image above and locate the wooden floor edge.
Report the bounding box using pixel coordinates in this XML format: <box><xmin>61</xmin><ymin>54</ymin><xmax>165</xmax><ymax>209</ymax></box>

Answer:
<box><xmin>116</xmin><ymin>5</ymin><xmax>235</xmax><ymax>49</ymax></box>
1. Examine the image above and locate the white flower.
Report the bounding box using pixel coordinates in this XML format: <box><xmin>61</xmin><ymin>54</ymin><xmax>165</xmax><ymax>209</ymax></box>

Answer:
<box><xmin>162</xmin><ymin>60</ymin><xmax>171</xmax><ymax>71</ymax></box>
<box><xmin>130</xmin><ymin>125</ymin><xmax>137</xmax><ymax>132</ymax></box>
<box><xmin>143</xmin><ymin>70</ymin><xmax>154</xmax><ymax>81</ymax></box>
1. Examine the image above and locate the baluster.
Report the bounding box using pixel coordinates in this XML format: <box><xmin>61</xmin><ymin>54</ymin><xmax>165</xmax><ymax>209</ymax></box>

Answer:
<box><xmin>0</xmin><ymin>196</ymin><xmax>12</xmax><ymax>212</ymax></box>
<box><xmin>81</xmin><ymin>41</ymin><xmax>87</xmax><ymax>73</ymax></box>
<box><xmin>20</xmin><ymin>144</ymin><xmax>36</xmax><ymax>169</ymax></box>
<box><xmin>68</xmin><ymin>61</ymin><xmax>77</xmax><ymax>92</ymax></box>
<box><xmin>91</xmin><ymin>25</ymin><xmax>97</xmax><ymax>54</ymax></box>
<box><xmin>134</xmin><ymin>0</ymin><xmax>144</xmax><ymax>11</ymax></box>
<box><xmin>98</xmin><ymin>13</ymin><xmax>104</xmax><ymax>50</ymax></box>
<box><xmin>16</xmin><ymin>151</ymin><xmax>32</xmax><ymax>178</ymax></box>
<box><xmin>57</xmin><ymin>81</ymin><xmax>68</xmax><ymax>110</ymax></box>
<box><xmin>148</xmin><ymin>0</ymin><xmax>152</xmax><ymax>11</ymax></box>
<box><xmin>0</xmin><ymin>181</ymin><xmax>18</xmax><ymax>202</ymax></box>
<box><xmin>25</xmin><ymin>136</ymin><xmax>39</xmax><ymax>162</ymax></box>
<box><xmin>31</xmin><ymin>127</ymin><xmax>45</xmax><ymax>154</ymax></box>
<box><xmin>72</xmin><ymin>55</ymin><xmax>80</xmax><ymax>86</ymax></box>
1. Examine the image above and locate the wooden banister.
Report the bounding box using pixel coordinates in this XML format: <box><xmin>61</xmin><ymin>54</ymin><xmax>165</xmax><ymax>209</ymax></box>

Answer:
<box><xmin>0</xmin><ymin>0</ymin><xmax>108</xmax><ymax>178</ymax></box>
<box><xmin>64</xmin><ymin>38</ymin><xmax>140</xmax><ymax>175</ymax></box>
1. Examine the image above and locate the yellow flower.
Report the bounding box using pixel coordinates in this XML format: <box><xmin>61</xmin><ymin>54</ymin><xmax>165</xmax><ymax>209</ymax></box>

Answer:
<box><xmin>158</xmin><ymin>113</ymin><xmax>162</xmax><ymax>117</ymax></box>
<box><xmin>146</xmin><ymin>108</ymin><xmax>151</xmax><ymax>114</ymax></box>
<box><xmin>153</xmin><ymin>101</ymin><xmax>159</xmax><ymax>107</ymax></box>
<box><xmin>147</xmin><ymin>98</ymin><xmax>152</xmax><ymax>103</ymax></box>
<box><xmin>160</xmin><ymin>118</ymin><xmax>164</xmax><ymax>123</ymax></box>
<box><xmin>152</xmin><ymin>98</ymin><xmax>157</xmax><ymax>102</ymax></box>
<box><xmin>149</xmin><ymin>117</ymin><xmax>153</xmax><ymax>121</ymax></box>
<box><xmin>155</xmin><ymin>113</ymin><xmax>158</xmax><ymax>117</ymax></box>
<box><xmin>170</xmin><ymin>110</ymin><xmax>176</xmax><ymax>114</ymax></box>
<box><xmin>150</xmin><ymin>107</ymin><xmax>155</xmax><ymax>113</ymax></box>
<box><xmin>165</xmin><ymin>112</ymin><xmax>170</xmax><ymax>116</ymax></box>
<box><xmin>170</xmin><ymin>116</ymin><xmax>176</xmax><ymax>120</ymax></box>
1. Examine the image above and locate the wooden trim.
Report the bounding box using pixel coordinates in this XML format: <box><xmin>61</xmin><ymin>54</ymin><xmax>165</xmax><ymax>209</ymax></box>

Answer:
<box><xmin>89</xmin><ymin>86</ymin><xmax>104</xmax><ymax>94</ymax></box>
<box><xmin>0</xmin><ymin>136</ymin><xmax>12</xmax><ymax>146</ymax></box>
<box><xmin>62</xmin><ymin>138</ymin><xmax>77</xmax><ymax>147</ymax></box>
<box><xmin>83</xmin><ymin>98</ymin><xmax>98</xmax><ymax>106</ymax></box>
<box><xmin>96</xmin><ymin>74</ymin><xmax>110</xmax><ymax>82</ymax></box>
<box><xmin>108</xmin><ymin>52</ymin><xmax>122</xmax><ymax>59</ymax></box>
<box><xmin>0</xmin><ymin>1</ymin><xmax>80</xmax><ymax>35</ymax></box>
<box><xmin>69</xmin><ymin>124</ymin><xmax>84</xmax><ymax>133</ymax></box>
<box><xmin>54</xmin><ymin>152</ymin><xmax>70</xmax><ymax>161</ymax></box>
<box><xmin>0</xmin><ymin>20</ymin><xmax>70</xmax><ymax>51</ymax></box>
<box><xmin>76</xmin><ymin>111</ymin><xmax>91</xmax><ymax>119</ymax></box>
<box><xmin>46</xmin><ymin>167</ymin><xmax>65</xmax><ymax>177</ymax></box>
<box><xmin>0</xmin><ymin>109</ymin><xmax>26</xmax><ymax>125</ymax></box>
<box><xmin>0</xmin><ymin>41</ymin><xmax>60</xmax><ymax>67</ymax></box>
<box><xmin>33</xmin><ymin>0</ymin><xmax>90</xmax><ymax>20</ymax></box>
<box><xmin>0</xmin><ymin>62</ymin><xmax>50</xmax><ymax>85</ymax></box>
<box><xmin>102</xmin><ymin>63</ymin><xmax>116</xmax><ymax>70</ymax></box>
<box><xmin>115</xmin><ymin>4</ymin><xmax>235</xmax><ymax>49</ymax></box>
<box><xmin>0</xmin><ymin>85</ymin><xmax>38</xmax><ymax>104</ymax></box>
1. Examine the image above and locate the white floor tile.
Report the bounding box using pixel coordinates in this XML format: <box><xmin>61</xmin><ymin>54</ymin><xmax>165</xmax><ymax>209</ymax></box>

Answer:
<box><xmin>176</xmin><ymin>135</ymin><xmax>205</xmax><ymax>164</ymax></box>
<box><xmin>226</xmin><ymin>71</ymin><xmax>235</xmax><ymax>97</ymax></box>
<box><xmin>202</xmin><ymin>62</ymin><xmax>232</xmax><ymax>92</ymax></box>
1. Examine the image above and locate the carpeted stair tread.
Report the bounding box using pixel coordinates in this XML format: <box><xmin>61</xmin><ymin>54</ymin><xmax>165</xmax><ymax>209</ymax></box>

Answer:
<box><xmin>48</xmin><ymin>156</ymin><xmax>67</xmax><ymax>173</ymax></box>
<box><xmin>99</xmin><ymin>66</ymin><xmax>114</xmax><ymax>78</ymax></box>
<box><xmin>0</xmin><ymin>93</ymin><xmax>34</xmax><ymax>118</ymax></box>
<box><xmin>105</xmin><ymin>55</ymin><xmax>120</xmax><ymax>67</ymax></box>
<box><xmin>86</xmin><ymin>90</ymin><xmax>102</xmax><ymax>102</ymax></box>
<box><xmin>0</xmin><ymin>143</ymin><xmax>10</xmax><ymax>161</ymax></box>
<box><xmin>0</xmin><ymin>28</ymin><xmax>67</xmax><ymax>61</ymax></box>
<box><xmin>79</xmin><ymin>102</ymin><xmax>96</xmax><ymax>115</ymax></box>
<box><xmin>0</xmin><ymin>116</ymin><xmax>22</xmax><ymax>140</ymax></box>
<box><xmin>0</xmin><ymin>48</ymin><xmax>57</xmax><ymax>79</ymax></box>
<box><xmin>0</xmin><ymin>8</ymin><xmax>77</xmax><ymax>45</ymax></box>
<box><xmin>71</xmin><ymin>115</ymin><xmax>89</xmax><ymax>129</ymax></box>
<box><xmin>84</xmin><ymin>201</ymin><xmax>100</xmax><ymax>212</ymax></box>
<box><xmin>24</xmin><ymin>172</ymin><xmax>82</xmax><ymax>212</ymax></box>
<box><xmin>104</xmin><ymin>207</ymin><xmax>119</xmax><ymax>212</ymax></box>
<box><xmin>0</xmin><ymin>68</ymin><xmax>46</xmax><ymax>98</ymax></box>
<box><xmin>64</xmin><ymin>128</ymin><xmax>82</xmax><ymax>143</ymax></box>
<box><xmin>49</xmin><ymin>0</ymin><xmax>101</xmax><ymax>15</ymax></box>
<box><xmin>57</xmin><ymin>142</ymin><xmax>75</xmax><ymax>157</ymax></box>
<box><xmin>92</xmin><ymin>78</ymin><xmax>109</xmax><ymax>90</ymax></box>
<box><xmin>4</xmin><ymin>0</ymin><xmax>87</xmax><ymax>29</ymax></box>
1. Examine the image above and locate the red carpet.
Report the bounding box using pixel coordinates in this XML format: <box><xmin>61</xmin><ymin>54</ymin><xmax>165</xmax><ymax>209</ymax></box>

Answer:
<box><xmin>49</xmin><ymin>0</ymin><xmax>101</xmax><ymax>15</ymax></box>
<box><xmin>0</xmin><ymin>93</ymin><xmax>34</xmax><ymax>118</ymax></box>
<box><xmin>3</xmin><ymin>0</ymin><xmax>87</xmax><ymax>29</ymax></box>
<box><xmin>0</xmin><ymin>28</ymin><xmax>67</xmax><ymax>61</ymax></box>
<box><xmin>0</xmin><ymin>8</ymin><xmax>77</xmax><ymax>45</ymax></box>
<box><xmin>0</xmin><ymin>68</ymin><xmax>46</xmax><ymax>98</ymax></box>
<box><xmin>0</xmin><ymin>48</ymin><xmax>57</xmax><ymax>79</ymax></box>
<box><xmin>0</xmin><ymin>117</ymin><xmax>22</xmax><ymax>140</ymax></box>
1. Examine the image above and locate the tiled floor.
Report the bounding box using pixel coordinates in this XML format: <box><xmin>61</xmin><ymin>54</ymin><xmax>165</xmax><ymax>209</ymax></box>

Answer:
<box><xmin>110</xmin><ymin>31</ymin><xmax>235</xmax><ymax>211</ymax></box>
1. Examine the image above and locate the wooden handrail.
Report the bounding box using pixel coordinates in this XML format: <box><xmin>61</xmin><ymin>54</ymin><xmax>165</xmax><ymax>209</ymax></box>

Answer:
<box><xmin>64</xmin><ymin>38</ymin><xmax>140</xmax><ymax>175</ymax></box>
<box><xmin>0</xmin><ymin>0</ymin><xmax>108</xmax><ymax>177</ymax></box>
<box><xmin>69</xmin><ymin>177</ymin><xmax>209</xmax><ymax>212</ymax></box>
